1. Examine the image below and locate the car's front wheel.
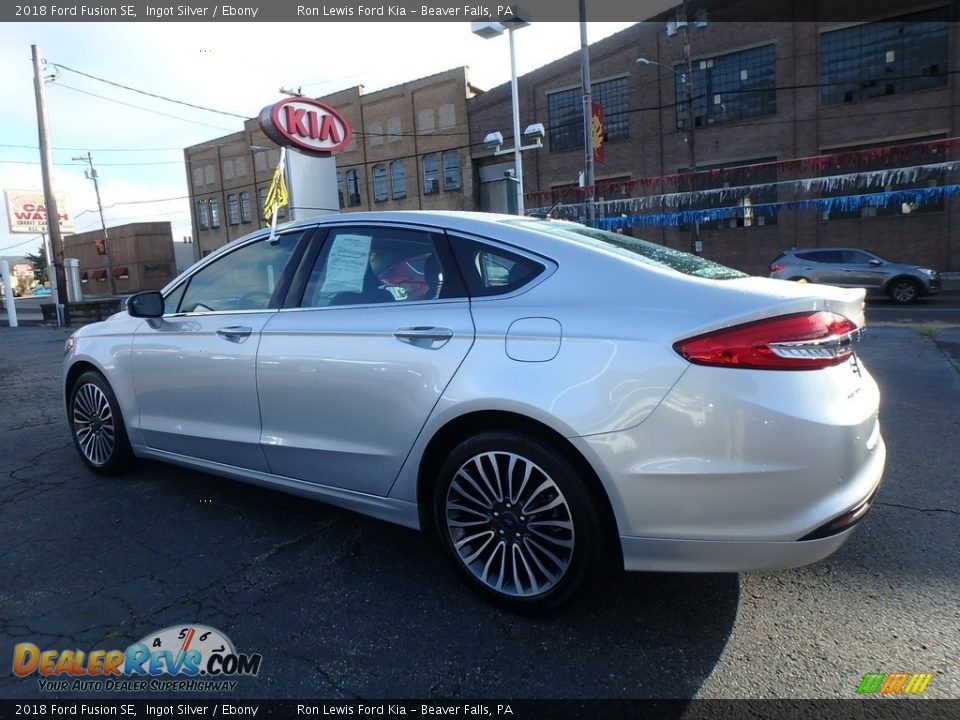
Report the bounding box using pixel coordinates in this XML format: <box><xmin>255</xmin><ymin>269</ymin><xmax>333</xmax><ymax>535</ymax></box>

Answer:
<box><xmin>888</xmin><ymin>277</ymin><xmax>920</xmax><ymax>304</ymax></box>
<box><xmin>434</xmin><ymin>432</ymin><xmax>603</xmax><ymax>612</ymax></box>
<box><xmin>69</xmin><ymin>371</ymin><xmax>134</xmax><ymax>474</ymax></box>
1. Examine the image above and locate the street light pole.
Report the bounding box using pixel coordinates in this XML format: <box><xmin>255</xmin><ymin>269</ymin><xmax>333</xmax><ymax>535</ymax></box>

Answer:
<box><xmin>579</xmin><ymin>0</ymin><xmax>594</xmax><ymax>222</ymax></box>
<box><xmin>508</xmin><ymin>26</ymin><xmax>525</xmax><ymax>215</ymax></box>
<box><xmin>73</xmin><ymin>152</ymin><xmax>117</xmax><ymax>295</ymax></box>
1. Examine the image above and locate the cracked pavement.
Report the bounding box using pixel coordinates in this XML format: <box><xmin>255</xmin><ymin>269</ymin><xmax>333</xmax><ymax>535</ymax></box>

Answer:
<box><xmin>0</xmin><ymin>324</ymin><xmax>957</xmax><ymax>700</ymax></box>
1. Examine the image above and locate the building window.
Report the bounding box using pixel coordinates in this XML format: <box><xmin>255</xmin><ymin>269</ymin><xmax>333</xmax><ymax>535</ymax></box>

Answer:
<box><xmin>373</xmin><ymin>164</ymin><xmax>388</xmax><ymax>203</ymax></box>
<box><xmin>548</xmin><ymin>77</ymin><xmax>629</xmax><ymax>151</ymax></box>
<box><xmin>209</xmin><ymin>198</ymin><xmax>221</xmax><ymax>228</ymax></box>
<box><xmin>820</xmin><ymin>136</ymin><xmax>947</xmax><ymax>221</ymax></box>
<box><xmin>443</xmin><ymin>150</ymin><xmax>461</xmax><ymax>191</ymax></box>
<box><xmin>257</xmin><ymin>188</ymin><xmax>268</xmax><ymax>222</ymax></box>
<box><xmin>681</xmin><ymin>157</ymin><xmax>779</xmax><ymax>230</ymax></box>
<box><xmin>144</xmin><ymin>264</ymin><xmax>170</xmax><ymax>278</ymax></box>
<box><xmin>196</xmin><ymin>200</ymin><xmax>210</xmax><ymax>230</ymax></box>
<box><xmin>346</xmin><ymin>169</ymin><xmax>362</xmax><ymax>207</ymax></box>
<box><xmin>821</xmin><ymin>7</ymin><xmax>950</xmax><ymax>106</ymax></box>
<box><xmin>676</xmin><ymin>44</ymin><xmax>776</xmax><ymax>130</ymax></box>
<box><xmin>239</xmin><ymin>191</ymin><xmax>252</xmax><ymax>223</ymax></box>
<box><xmin>423</xmin><ymin>154</ymin><xmax>439</xmax><ymax>195</ymax></box>
<box><xmin>391</xmin><ymin>161</ymin><xmax>407</xmax><ymax>200</ymax></box>
<box><xmin>227</xmin><ymin>194</ymin><xmax>240</xmax><ymax>225</ymax></box>
<box><xmin>337</xmin><ymin>172</ymin><xmax>345</xmax><ymax>209</ymax></box>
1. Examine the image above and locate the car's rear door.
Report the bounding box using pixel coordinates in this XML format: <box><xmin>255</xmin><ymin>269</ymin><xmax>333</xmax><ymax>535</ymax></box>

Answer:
<box><xmin>255</xmin><ymin>223</ymin><xmax>474</xmax><ymax>496</ymax></box>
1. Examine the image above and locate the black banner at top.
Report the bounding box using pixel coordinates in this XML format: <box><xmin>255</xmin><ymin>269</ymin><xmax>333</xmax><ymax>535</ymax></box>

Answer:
<box><xmin>1</xmin><ymin>0</ymin><xmax>954</xmax><ymax>22</ymax></box>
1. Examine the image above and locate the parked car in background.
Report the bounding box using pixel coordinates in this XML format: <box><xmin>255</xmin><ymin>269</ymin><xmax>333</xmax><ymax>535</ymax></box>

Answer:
<box><xmin>64</xmin><ymin>213</ymin><xmax>885</xmax><ymax>611</ymax></box>
<box><xmin>769</xmin><ymin>247</ymin><xmax>940</xmax><ymax>304</ymax></box>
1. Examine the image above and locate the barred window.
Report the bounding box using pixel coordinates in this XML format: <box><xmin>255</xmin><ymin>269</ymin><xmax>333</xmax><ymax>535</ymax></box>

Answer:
<box><xmin>337</xmin><ymin>172</ymin><xmax>345</xmax><ymax>209</ymax></box>
<box><xmin>209</xmin><ymin>198</ymin><xmax>221</xmax><ymax>228</ymax></box>
<box><xmin>423</xmin><ymin>154</ymin><xmax>439</xmax><ymax>195</ymax></box>
<box><xmin>239</xmin><ymin>191</ymin><xmax>252</xmax><ymax>223</ymax></box>
<box><xmin>226</xmin><ymin>194</ymin><xmax>240</xmax><ymax>225</ymax></box>
<box><xmin>680</xmin><ymin>157</ymin><xmax>779</xmax><ymax>230</ymax></box>
<box><xmin>346</xmin><ymin>170</ymin><xmax>362</xmax><ymax>207</ymax></box>
<box><xmin>821</xmin><ymin>7</ymin><xmax>949</xmax><ymax>106</ymax></box>
<box><xmin>391</xmin><ymin>161</ymin><xmax>407</xmax><ymax>200</ymax></box>
<box><xmin>373</xmin><ymin>164</ymin><xmax>388</xmax><ymax>203</ymax></box>
<box><xmin>548</xmin><ymin>77</ymin><xmax>629</xmax><ymax>151</ymax></box>
<box><xmin>257</xmin><ymin>188</ymin><xmax>268</xmax><ymax>221</ymax></box>
<box><xmin>677</xmin><ymin>44</ymin><xmax>776</xmax><ymax>130</ymax></box>
<box><xmin>196</xmin><ymin>200</ymin><xmax>210</xmax><ymax>230</ymax></box>
<box><xmin>820</xmin><ymin>136</ymin><xmax>947</xmax><ymax>221</ymax></box>
<box><xmin>443</xmin><ymin>150</ymin><xmax>461</xmax><ymax>191</ymax></box>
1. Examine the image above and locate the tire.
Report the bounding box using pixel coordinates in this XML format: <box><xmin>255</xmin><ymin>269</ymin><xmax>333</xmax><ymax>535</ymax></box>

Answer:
<box><xmin>68</xmin><ymin>371</ymin><xmax>135</xmax><ymax>475</ymax></box>
<box><xmin>433</xmin><ymin>431</ymin><xmax>603</xmax><ymax>612</ymax></box>
<box><xmin>887</xmin><ymin>277</ymin><xmax>920</xmax><ymax>304</ymax></box>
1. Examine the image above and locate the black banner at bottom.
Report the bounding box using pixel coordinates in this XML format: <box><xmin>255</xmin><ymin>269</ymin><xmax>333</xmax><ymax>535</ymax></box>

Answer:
<box><xmin>1</xmin><ymin>700</ymin><xmax>958</xmax><ymax>720</ymax></box>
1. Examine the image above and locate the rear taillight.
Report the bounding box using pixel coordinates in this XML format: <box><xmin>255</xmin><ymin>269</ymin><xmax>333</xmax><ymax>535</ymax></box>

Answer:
<box><xmin>674</xmin><ymin>312</ymin><xmax>861</xmax><ymax>370</ymax></box>
<box><xmin>769</xmin><ymin>263</ymin><xmax>785</xmax><ymax>273</ymax></box>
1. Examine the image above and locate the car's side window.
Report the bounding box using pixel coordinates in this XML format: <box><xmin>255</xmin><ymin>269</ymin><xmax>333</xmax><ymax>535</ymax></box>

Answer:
<box><xmin>300</xmin><ymin>227</ymin><xmax>463</xmax><ymax>308</ymax></box>
<box><xmin>448</xmin><ymin>235</ymin><xmax>545</xmax><ymax>297</ymax></box>
<box><xmin>177</xmin><ymin>232</ymin><xmax>303</xmax><ymax>314</ymax></box>
<box><xmin>843</xmin><ymin>251</ymin><xmax>872</xmax><ymax>264</ymax></box>
<box><xmin>798</xmin><ymin>250</ymin><xmax>843</xmax><ymax>264</ymax></box>
<box><xmin>163</xmin><ymin>283</ymin><xmax>186</xmax><ymax>315</ymax></box>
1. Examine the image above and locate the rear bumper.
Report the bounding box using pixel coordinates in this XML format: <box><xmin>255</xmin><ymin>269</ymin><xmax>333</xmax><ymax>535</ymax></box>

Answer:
<box><xmin>618</xmin><ymin>437</ymin><xmax>883</xmax><ymax>572</ymax></box>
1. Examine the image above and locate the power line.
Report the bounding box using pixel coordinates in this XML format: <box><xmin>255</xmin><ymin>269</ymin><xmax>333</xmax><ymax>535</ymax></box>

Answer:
<box><xmin>51</xmin><ymin>61</ymin><xmax>251</xmax><ymax>119</ymax></box>
<box><xmin>51</xmin><ymin>83</ymin><xmax>237</xmax><ymax>132</ymax></box>
<box><xmin>0</xmin><ymin>142</ymin><xmax>185</xmax><ymax>152</ymax></box>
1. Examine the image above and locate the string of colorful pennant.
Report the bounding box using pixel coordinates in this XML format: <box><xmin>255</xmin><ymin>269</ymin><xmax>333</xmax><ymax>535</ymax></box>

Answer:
<box><xmin>590</xmin><ymin>186</ymin><xmax>960</xmax><ymax>231</ymax></box>
<box><xmin>524</xmin><ymin>136</ymin><xmax>960</xmax><ymax>206</ymax></box>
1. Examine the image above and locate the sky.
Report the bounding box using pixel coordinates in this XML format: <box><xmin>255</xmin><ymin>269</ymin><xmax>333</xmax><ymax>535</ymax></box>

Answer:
<box><xmin>0</xmin><ymin>21</ymin><xmax>635</xmax><ymax>258</ymax></box>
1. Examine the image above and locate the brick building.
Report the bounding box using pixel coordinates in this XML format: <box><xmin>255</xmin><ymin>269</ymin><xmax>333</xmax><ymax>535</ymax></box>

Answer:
<box><xmin>64</xmin><ymin>221</ymin><xmax>176</xmax><ymax>296</ymax></box>
<box><xmin>468</xmin><ymin>1</ymin><xmax>960</xmax><ymax>274</ymax></box>
<box><xmin>184</xmin><ymin>67</ymin><xmax>479</xmax><ymax>259</ymax></box>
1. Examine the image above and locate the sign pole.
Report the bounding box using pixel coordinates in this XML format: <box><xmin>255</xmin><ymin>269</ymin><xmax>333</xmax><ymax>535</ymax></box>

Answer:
<box><xmin>1</xmin><ymin>261</ymin><xmax>18</xmax><ymax>328</ymax></box>
<box><xmin>43</xmin><ymin>232</ymin><xmax>62</xmax><ymax>326</ymax></box>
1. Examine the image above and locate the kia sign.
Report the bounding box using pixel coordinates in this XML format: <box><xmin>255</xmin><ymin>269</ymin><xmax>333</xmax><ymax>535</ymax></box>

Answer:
<box><xmin>258</xmin><ymin>98</ymin><xmax>353</xmax><ymax>155</ymax></box>
<box><xmin>4</xmin><ymin>189</ymin><xmax>75</xmax><ymax>234</ymax></box>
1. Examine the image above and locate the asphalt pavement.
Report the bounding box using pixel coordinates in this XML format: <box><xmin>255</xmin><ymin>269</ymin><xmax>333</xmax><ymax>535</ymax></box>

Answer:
<box><xmin>0</xmin><ymin>321</ymin><xmax>957</xmax><ymax>701</ymax></box>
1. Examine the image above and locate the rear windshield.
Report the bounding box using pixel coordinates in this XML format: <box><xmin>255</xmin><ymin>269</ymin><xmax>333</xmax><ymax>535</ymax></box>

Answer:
<box><xmin>507</xmin><ymin>220</ymin><xmax>746</xmax><ymax>280</ymax></box>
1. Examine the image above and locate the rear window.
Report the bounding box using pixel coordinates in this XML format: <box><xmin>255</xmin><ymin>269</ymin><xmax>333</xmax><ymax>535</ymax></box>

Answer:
<box><xmin>508</xmin><ymin>220</ymin><xmax>745</xmax><ymax>280</ymax></box>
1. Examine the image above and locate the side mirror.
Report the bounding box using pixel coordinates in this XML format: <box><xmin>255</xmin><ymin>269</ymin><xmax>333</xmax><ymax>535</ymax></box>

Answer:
<box><xmin>128</xmin><ymin>291</ymin><xmax>164</xmax><ymax>318</ymax></box>
<box><xmin>868</xmin><ymin>259</ymin><xmax>882</xmax><ymax>267</ymax></box>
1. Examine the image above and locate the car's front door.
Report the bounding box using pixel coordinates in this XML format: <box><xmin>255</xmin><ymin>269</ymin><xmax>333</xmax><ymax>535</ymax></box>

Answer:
<box><xmin>840</xmin><ymin>250</ymin><xmax>887</xmax><ymax>289</ymax></box>
<box><xmin>131</xmin><ymin>230</ymin><xmax>309</xmax><ymax>470</ymax></box>
<box><xmin>256</xmin><ymin>224</ymin><xmax>474</xmax><ymax>496</ymax></box>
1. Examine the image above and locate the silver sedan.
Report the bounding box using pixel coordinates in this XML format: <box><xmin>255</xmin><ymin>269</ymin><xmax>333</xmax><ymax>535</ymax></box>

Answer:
<box><xmin>64</xmin><ymin>212</ymin><xmax>885</xmax><ymax>611</ymax></box>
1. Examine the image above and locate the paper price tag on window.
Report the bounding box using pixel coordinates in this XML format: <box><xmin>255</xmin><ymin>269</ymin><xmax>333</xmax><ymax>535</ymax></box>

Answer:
<box><xmin>322</xmin><ymin>234</ymin><xmax>373</xmax><ymax>294</ymax></box>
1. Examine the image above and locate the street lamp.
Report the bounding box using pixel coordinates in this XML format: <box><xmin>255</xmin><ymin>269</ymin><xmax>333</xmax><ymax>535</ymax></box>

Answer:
<box><xmin>482</xmin><ymin>124</ymin><xmax>545</xmax><ymax>214</ymax></box>
<box><xmin>472</xmin><ymin>16</ymin><xmax>536</xmax><ymax>215</ymax></box>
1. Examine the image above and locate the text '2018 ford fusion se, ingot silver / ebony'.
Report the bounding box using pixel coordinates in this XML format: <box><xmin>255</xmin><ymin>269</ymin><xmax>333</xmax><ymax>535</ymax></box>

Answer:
<box><xmin>64</xmin><ymin>212</ymin><xmax>885</xmax><ymax>611</ymax></box>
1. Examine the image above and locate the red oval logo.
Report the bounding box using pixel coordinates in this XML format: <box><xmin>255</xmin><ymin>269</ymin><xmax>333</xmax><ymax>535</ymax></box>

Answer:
<box><xmin>258</xmin><ymin>98</ymin><xmax>353</xmax><ymax>155</ymax></box>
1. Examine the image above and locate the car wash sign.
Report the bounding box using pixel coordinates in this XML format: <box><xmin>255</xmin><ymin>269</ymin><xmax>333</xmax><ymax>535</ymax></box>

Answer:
<box><xmin>259</xmin><ymin>98</ymin><xmax>353</xmax><ymax>155</ymax></box>
<box><xmin>4</xmin><ymin>189</ymin><xmax>75</xmax><ymax>234</ymax></box>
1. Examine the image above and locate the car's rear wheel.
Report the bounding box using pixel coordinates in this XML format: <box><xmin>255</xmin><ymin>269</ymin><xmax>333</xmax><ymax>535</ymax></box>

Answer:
<box><xmin>433</xmin><ymin>432</ymin><xmax>602</xmax><ymax>612</ymax></box>
<box><xmin>888</xmin><ymin>277</ymin><xmax>920</xmax><ymax>304</ymax></box>
<box><xmin>69</xmin><ymin>371</ymin><xmax>134</xmax><ymax>474</ymax></box>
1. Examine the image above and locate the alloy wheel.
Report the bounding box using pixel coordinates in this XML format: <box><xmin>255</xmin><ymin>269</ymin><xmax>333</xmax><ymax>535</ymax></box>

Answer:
<box><xmin>444</xmin><ymin>451</ymin><xmax>575</xmax><ymax>598</ymax></box>
<box><xmin>72</xmin><ymin>382</ymin><xmax>117</xmax><ymax>467</ymax></box>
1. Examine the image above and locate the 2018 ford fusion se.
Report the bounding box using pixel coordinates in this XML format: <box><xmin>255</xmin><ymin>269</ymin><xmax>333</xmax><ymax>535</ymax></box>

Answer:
<box><xmin>64</xmin><ymin>212</ymin><xmax>885</xmax><ymax>611</ymax></box>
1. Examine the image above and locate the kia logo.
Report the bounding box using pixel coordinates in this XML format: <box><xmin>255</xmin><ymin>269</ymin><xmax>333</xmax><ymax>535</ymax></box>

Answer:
<box><xmin>258</xmin><ymin>98</ymin><xmax>353</xmax><ymax>155</ymax></box>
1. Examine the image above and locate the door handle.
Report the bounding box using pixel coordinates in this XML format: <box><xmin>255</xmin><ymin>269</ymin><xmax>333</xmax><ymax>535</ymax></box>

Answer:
<box><xmin>394</xmin><ymin>326</ymin><xmax>454</xmax><ymax>346</ymax></box>
<box><xmin>216</xmin><ymin>326</ymin><xmax>253</xmax><ymax>342</ymax></box>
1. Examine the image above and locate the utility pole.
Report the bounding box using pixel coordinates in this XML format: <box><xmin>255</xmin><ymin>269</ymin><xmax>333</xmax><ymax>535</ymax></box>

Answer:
<box><xmin>579</xmin><ymin>0</ymin><xmax>595</xmax><ymax>223</ymax></box>
<box><xmin>73</xmin><ymin>152</ymin><xmax>117</xmax><ymax>296</ymax></box>
<box><xmin>683</xmin><ymin>0</ymin><xmax>701</xmax><ymax>255</ymax></box>
<box><xmin>31</xmin><ymin>44</ymin><xmax>67</xmax><ymax>325</ymax></box>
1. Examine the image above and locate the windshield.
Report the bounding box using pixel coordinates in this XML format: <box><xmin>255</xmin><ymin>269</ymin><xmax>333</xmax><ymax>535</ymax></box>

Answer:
<box><xmin>507</xmin><ymin>220</ymin><xmax>746</xmax><ymax>280</ymax></box>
